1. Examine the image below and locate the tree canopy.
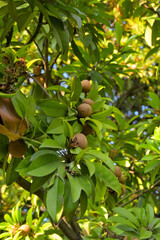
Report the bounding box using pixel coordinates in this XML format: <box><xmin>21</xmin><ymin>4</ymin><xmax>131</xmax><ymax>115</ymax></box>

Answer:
<box><xmin>0</xmin><ymin>0</ymin><xmax>160</xmax><ymax>239</ymax></box>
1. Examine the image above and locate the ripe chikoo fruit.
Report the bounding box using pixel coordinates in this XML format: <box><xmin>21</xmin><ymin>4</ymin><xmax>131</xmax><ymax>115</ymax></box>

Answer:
<box><xmin>114</xmin><ymin>165</ymin><xmax>122</xmax><ymax>178</ymax></box>
<box><xmin>78</xmin><ymin>103</ymin><xmax>92</xmax><ymax>117</ymax></box>
<box><xmin>81</xmin><ymin>80</ymin><xmax>91</xmax><ymax>93</ymax></box>
<box><xmin>119</xmin><ymin>174</ymin><xmax>127</xmax><ymax>184</ymax></box>
<box><xmin>19</xmin><ymin>224</ymin><xmax>30</xmax><ymax>236</ymax></box>
<box><xmin>33</xmin><ymin>65</ymin><xmax>41</xmax><ymax>76</ymax></box>
<box><xmin>83</xmin><ymin>98</ymin><xmax>94</xmax><ymax>105</ymax></box>
<box><xmin>8</xmin><ymin>139</ymin><xmax>26</xmax><ymax>158</ymax></box>
<box><xmin>71</xmin><ymin>133</ymin><xmax>88</xmax><ymax>149</ymax></box>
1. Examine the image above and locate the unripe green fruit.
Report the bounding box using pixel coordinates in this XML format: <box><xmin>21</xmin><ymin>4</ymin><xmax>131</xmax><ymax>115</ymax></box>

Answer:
<box><xmin>78</xmin><ymin>103</ymin><xmax>92</xmax><ymax>117</ymax></box>
<box><xmin>81</xmin><ymin>80</ymin><xmax>91</xmax><ymax>93</ymax></box>
<box><xmin>70</xmin><ymin>133</ymin><xmax>88</xmax><ymax>149</ymax></box>
<box><xmin>83</xmin><ymin>99</ymin><xmax>94</xmax><ymax>105</ymax></box>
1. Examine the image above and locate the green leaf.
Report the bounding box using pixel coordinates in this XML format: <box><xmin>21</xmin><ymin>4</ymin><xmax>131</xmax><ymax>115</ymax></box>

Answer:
<box><xmin>70</xmin><ymin>77</ymin><xmax>82</xmax><ymax>101</ymax></box>
<box><xmin>148</xmin><ymin>92</ymin><xmax>160</xmax><ymax>109</ymax></box>
<box><xmin>113</xmin><ymin>207</ymin><xmax>140</xmax><ymax>227</ymax></box>
<box><xmin>47</xmin><ymin>119</ymin><xmax>64</xmax><ymax>134</ymax></box>
<box><xmin>94</xmin><ymin>162</ymin><xmax>121</xmax><ymax>195</ymax></box>
<box><xmin>86</xmin><ymin>150</ymin><xmax>115</xmax><ymax>171</ymax></box>
<box><xmin>63</xmin><ymin>120</ymin><xmax>74</xmax><ymax>140</ymax></box>
<box><xmin>71</xmin><ymin>39</ymin><xmax>89</xmax><ymax>66</ymax></box>
<box><xmin>40</xmin><ymin>139</ymin><xmax>63</xmax><ymax>149</ymax></box>
<box><xmin>115</xmin><ymin>22</ymin><xmax>123</xmax><ymax>44</ymax></box>
<box><xmin>146</xmin><ymin>204</ymin><xmax>154</xmax><ymax>225</ymax></box>
<box><xmin>80</xmin><ymin>191</ymin><xmax>88</xmax><ymax>217</ymax></box>
<box><xmin>0</xmin><ymin>91</ymin><xmax>19</xmax><ymax>98</ymax></box>
<box><xmin>145</xmin><ymin>46</ymin><xmax>160</xmax><ymax>61</ymax></box>
<box><xmin>39</xmin><ymin>100</ymin><xmax>68</xmax><ymax>117</ymax></box>
<box><xmin>26</xmin><ymin>208</ymin><xmax>33</xmax><ymax>227</ymax></box>
<box><xmin>26</xmin><ymin>153</ymin><xmax>61</xmax><ymax>177</ymax></box>
<box><xmin>47</xmin><ymin>85</ymin><xmax>70</xmax><ymax>93</ymax></box>
<box><xmin>67</xmin><ymin>173</ymin><xmax>82</xmax><ymax>202</ymax></box>
<box><xmin>8</xmin><ymin>0</ymin><xmax>17</xmax><ymax>21</ymax></box>
<box><xmin>4</xmin><ymin>214</ymin><xmax>14</xmax><ymax>225</ymax></box>
<box><xmin>139</xmin><ymin>226</ymin><xmax>152</xmax><ymax>239</ymax></box>
<box><xmin>109</xmin><ymin>216</ymin><xmax>137</xmax><ymax>229</ymax></box>
<box><xmin>144</xmin><ymin>160</ymin><xmax>160</xmax><ymax>173</ymax></box>
<box><xmin>84</xmin><ymin>159</ymin><xmax>95</xmax><ymax>177</ymax></box>
<box><xmin>30</xmin><ymin>174</ymin><xmax>51</xmax><ymax>194</ymax></box>
<box><xmin>46</xmin><ymin>177</ymin><xmax>64</xmax><ymax>223</ymax></box>
<box><xmin>6</xmin><ymin>158</ymin><xmax>21</xmax><ymax>186</ymax></box>
<box><xmin>11</xmin><ymin>92</ymin><xmax>27</xmax><ymax>119</ymax></box>
<box><xmin>63</xmin><ymin>180</ymin><xmax>79</xmax><ymax>219</ymax></box>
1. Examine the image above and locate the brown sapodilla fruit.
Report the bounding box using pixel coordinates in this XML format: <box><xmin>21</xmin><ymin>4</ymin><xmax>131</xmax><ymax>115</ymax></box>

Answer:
<box><xmin>78</xmin><ymin>103</ymin><xmax>92</xmax><ymax>118</ymax></box>
<box><xmin>119</xmin><ymin>174</ymin><xmax>127</xmax><ymax>184</ymax></box>
<box><xmin>33</xmin><ymin>65</ymin><xmax>41</xmax><ymax>76</ymax></box>
<box><xmin>114</xmin><ymin>166</ymin><xmax>122</xmax><ymax>178</ymax></box>
<box><xmin>81</xmin><ymin>123</ymin><xmax>94</xmax><ymax>136</ymax></box>
<box><xmin>81</xmin><ymin>80</ymin><xmax>91</xmax><ymax>93</ymax></box>
<box><xmin>83</xmin><ymin>99</ymin><xmax>94</xmax><ymax>105</ymax></box>
<box><xmin>8</xmin><ymin>139</ymin><xmax>26</xmax><ymax>158</ymax></box>
<box><xmin>121</xmin><ymin>186</ymin><xmax>126</xmax><ymax>196</ymax></box>
<box><xmin>19</xmin><ymin>224</ymin><xmax>30</xmax><ymax>236</ymax></box>
<box><xmin>71</xmin><ymin>133</ymin><xmax>87</xmax><ymax>149</ymax></box>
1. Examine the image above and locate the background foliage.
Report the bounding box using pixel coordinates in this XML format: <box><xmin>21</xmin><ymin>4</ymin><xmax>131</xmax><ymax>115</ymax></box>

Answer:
<box><xmin>0</xmin><ymin>0</ymin><xmax>160</xmax><ymax>239</ymax></box>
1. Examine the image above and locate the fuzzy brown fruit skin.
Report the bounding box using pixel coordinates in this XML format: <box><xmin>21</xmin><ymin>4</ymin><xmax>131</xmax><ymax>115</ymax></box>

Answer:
<box><xmin>78</xmin><ymin>103</ymin><xmax>92</xmax><ymax>118</ymax></box>
<box><xmin>19</xmin><ymin>224</ymin><xmax>30</xmax><ymax>236</ymax></box>
<box><xmin>121</xmin><ymin>186</ymin><xmax>126</xmax><ymax>196</ymax></box>
<box><xmin>83</xmin><ymin>99</ymin><xmax>94</xmax><ymax>105</ymax></box>
<box><xmin>8</xmin><ymin>139</ymin><xmax>26</xmax><ymax>158</ymax></box>
<box><xmin>81</xmin><ymin>123</ymin><xmax>94</xmax><ymax>136</ymax></box>
<box><xmin>114</xmin><ymin>166</ymin><xmax>122</xmax><ymax>178</ymax></box>
<box><xmin>33</xmin><ymin>65</ymin><xmax>41</xmax><ymax>76</ymax></box>
<box><xmin>81</xmin><ymin>80</ymin><xmax>91</xmax><ymax>93</ymax></box>
<box><xmin>71</xmin><ymin>133</ymin><xmax>88</xmax><ymax>149</ymax></box>
<box><xmin>119</xmin><ymin>174</ymin><xmax>127</xmax><ymax>184</ymax></box>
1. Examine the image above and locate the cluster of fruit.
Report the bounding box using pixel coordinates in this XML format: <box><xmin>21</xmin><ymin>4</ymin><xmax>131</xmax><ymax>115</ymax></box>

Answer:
<box><xmin>33</xmin><ymin>65</ymin><xmax>45</xmax><ymax>85</ymax></box>
<box><xmin>70</xmin><ymin>80</ymin><xmax>94</xmax><ymax>150</ymax></box>
<box><xmin>112</xmin><ymin>166</ymin><xmax>127</xmax><ymax>195</ymax></box>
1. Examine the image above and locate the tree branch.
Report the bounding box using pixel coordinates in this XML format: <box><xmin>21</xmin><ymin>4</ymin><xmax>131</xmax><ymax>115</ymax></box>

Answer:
<box><xmin>28</xmin><ymin>74</ymin><xmax>51</xmax><ymax>98</ymax></box>
<box><xmin>26</xmin><ymin>12</ymin><xmax>43</xmax><ymax>45</ymax></box>
<box><xmin>142</xmin><ymin>4</ymin><xmax>160</xmax><ymax>18</ymax></box>
<box><xmin>119</xmin><ymin>179</ymin><xmax>160</xmax><ymax>207</ymax></box>
<box><xmin>0</xmin><ymin>161</ymin><xmax>83</xmax><ymax>240</ymax></box>
<box><xmin>49</xmin><ymin>51</ymin><xmax>62</xmax><ymax>72</ymax></box>
<box><xmin>5</xmin><ymin>26</ymin><xmax>13</xmax><ymax>47</ymax></box>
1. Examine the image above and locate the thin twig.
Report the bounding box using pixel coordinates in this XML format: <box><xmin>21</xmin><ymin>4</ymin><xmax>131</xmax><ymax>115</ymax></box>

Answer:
<box><xmin>26</xmin><ymin>12</ymin><xmax>43</xmax><ymax>45</ymax></box>
<box><xmin>142</xmin><ymin>4</ymin><xmax>160</xmax><ymax>18</ymax></box>
<box><xmin>28</xmin><ymin>74</ymin><xmax>51</xmax><ymax>98</ymax></box>
<box><xmin>25</xmin><ymin>28</ymin><xmax>43</xmax><ymax>59</ymax></box>
<box><xmin>120</xmin><ymin>179</ymin><xmax>160</xmax><ymax>207</ymax></box>
<box><xmin>49</xmin><ymin>51</ymin><xmax>62</xmax><ymax>72</ymax></box>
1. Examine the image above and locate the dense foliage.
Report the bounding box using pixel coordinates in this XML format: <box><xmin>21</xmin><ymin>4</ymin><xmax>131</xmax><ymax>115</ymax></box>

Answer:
<box><xmin>0</xmin><ymin>0</ymin><xmax>160</xmax><ymax>239</ymax></box>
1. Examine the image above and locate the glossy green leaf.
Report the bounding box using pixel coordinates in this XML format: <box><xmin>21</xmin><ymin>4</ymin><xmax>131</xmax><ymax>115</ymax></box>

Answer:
<box><xmin>6</xmin><ymin>157</ymin><xmax>21</xmax><ymax>186</ymax></box>
<box><xmin>113</xmin><ymin>207</ymin><xmax>140</xmax><ymax>227</ymax></box>
<box><xmin>140</xmin><ymin>227</ymin><xmax>152</xmax><ymax>239</ymax></box>
<box><xmin>40</xmin><ymin>139</ymin><xmax>63</xmax><ymax>149</ymax></box>
<box><xmin>94</xmin><ymin>162</ymin><xmax>121</xmax><ymax>195</ymax></box>
<box><xmin>70</xmin><ymin>77</ymin><xmax>82</xmax><ymax>101</ymax></box>
<box><xmin>86</xmin><ymin>150</ymin><xmax>115</xmax><ymax>171</ymax></box>
<box><xmin>39</xmin><ymin>100</ymin><xmax>68</xmax><ymax>117</ymax></box>
<box><xmin>30</xmin><ymin>174</ymin><xmax>51</xmax><ymax>194</ymax></box>
<box><xmin>71</xmin><ymin>39</ymin><xmax>89</xmax><ymax>66</ymax></box>
<box><xmin>115</xmin><ymin>22</ymin><xmax>123</xmax><ymax>44</ymax></box>
<box><xmin>26</xmin><ymin>154</ymin><xmax>61</xmax><ymax>177</ymax></box>
<box><xmin>46</xmin><ymin>177</ymin><xmax>64</xmax><ymax>223</ymax></box>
